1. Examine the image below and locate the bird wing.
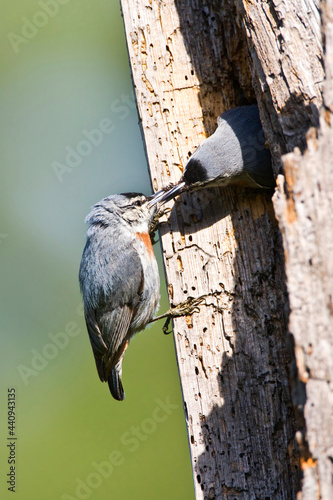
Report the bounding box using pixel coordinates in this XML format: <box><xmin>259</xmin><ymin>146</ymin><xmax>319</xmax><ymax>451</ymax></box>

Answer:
<box><xmin>79</xmin><ymin>226</ymin><xmax>144</xmax><ymax>382</ymax></box>
<box><xmin>84</xmin><ymin>301</ymin><xmax>134</xmax><ymax>382</ymax></box>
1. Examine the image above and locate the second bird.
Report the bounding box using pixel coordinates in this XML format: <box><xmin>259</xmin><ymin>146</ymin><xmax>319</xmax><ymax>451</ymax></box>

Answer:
<box><xmin>153</xmin><ymin>104</ymin><xmax>274</xmax><ymax>204</ymax></box>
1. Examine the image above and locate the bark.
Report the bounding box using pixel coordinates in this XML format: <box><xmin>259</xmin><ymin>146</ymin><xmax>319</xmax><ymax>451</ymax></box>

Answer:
<box><xmin>235</xmin><ymin>0</ymin><xmax>333</xmax><ymax>498</ymax></box>
<box><xmin>237</xmin><ymin>0</ymin><xmax>323</xmax><ymax>161</ymax></box>
<box><xmin>120</xmin><ymin>1</ymin><xmax>301</xmax><ymax>498</ymax></box>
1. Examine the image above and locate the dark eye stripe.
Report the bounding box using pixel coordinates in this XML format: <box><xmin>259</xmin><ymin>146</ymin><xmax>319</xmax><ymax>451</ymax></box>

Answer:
<box><xmin>124</xmin><ymin>200</ymin><xmax>143</xmax><ymax>208</ymax></box>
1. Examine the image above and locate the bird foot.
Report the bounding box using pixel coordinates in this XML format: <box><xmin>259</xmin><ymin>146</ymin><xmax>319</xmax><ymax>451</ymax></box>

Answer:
<box><xmin>151</xmin><ymin>295</ymin><xmax>206</xmax><ymax>334</ymax></box>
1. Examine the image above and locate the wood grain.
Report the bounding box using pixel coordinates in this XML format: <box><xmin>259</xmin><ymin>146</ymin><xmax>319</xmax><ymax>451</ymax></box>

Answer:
<box><xmin>120</xmin><ymin>1</ymin><xmax>302</xmax><ymax>497</ymax></box>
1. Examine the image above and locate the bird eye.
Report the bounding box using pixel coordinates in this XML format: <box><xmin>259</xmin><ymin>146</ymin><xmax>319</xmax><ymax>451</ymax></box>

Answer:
<box><xmin>134</xmin><ymin>200</ymin><xmax>142</xmax><ymax>207</ymax></box>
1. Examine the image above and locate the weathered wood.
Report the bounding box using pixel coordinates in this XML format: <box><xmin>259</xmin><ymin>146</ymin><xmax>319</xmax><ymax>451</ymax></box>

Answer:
<box><xmin>235</xmin><ymin>0</ymin><xmax>333</xmax><ymax>498</ymax></box>
<box><xmin>120</xmin><ymin>1</ymin><xmax>300</xmax><ymax>498</ymax></box>
<box><xmin>237</xmin><ymin>0</ymin><xmax>324</xmax><ymax>162</ymax></box>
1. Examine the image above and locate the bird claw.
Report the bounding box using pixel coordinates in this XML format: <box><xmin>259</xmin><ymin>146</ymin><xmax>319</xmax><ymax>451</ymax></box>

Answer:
<box><xmin>162</xmin><ymin>317</ymin><xmax>172</xmax><ymax>335</ymax></box>
<box><xmin>152</xmin><ymin>295</ymin><xmax>206</xmax><ymax>334</ymax></box>
<box><xmin>166</xmin><ymin>296</ymin><xmax>205</xmax><ymax>318</ymax></box>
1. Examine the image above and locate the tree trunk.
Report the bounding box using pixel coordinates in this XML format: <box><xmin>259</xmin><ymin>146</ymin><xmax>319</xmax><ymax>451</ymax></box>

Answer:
<box><xmin>235</xmin><ymin>0</ymin><xmax>333</xmax><ymax>498</ymax></box>
<box><xmin>120</xmin><ymin>0</ymin><xmax>332</xmax><ymax>498</ymax></box>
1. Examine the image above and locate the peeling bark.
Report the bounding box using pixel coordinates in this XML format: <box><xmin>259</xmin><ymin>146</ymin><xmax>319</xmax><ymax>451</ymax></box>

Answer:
<box><xmin>234</xmin><ymin>0</ymin><xmax>333</xmax><ymax>497</ymax></box>
<box><xmin>237</xmin><ymin>0</ymin><xmax>324</xmax><ymax>161</ymax></box>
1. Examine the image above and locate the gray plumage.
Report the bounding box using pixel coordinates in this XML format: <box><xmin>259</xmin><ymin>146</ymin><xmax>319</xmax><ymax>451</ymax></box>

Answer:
<box><xmin>152</xmin><ymin>105</ymin><xmax>274</xmax><ymax>204</ymax></box>
<box><xmin>79</xmin><ymin>193</ymin><xmax>160</xmax><ymax>401</ymax></box>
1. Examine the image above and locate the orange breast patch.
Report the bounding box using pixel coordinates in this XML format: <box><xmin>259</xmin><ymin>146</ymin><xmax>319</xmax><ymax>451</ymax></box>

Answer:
<box><xmin>135</xmin><ymin>232</ymin><xmax>154</xmax><ymax>259</ymax></box>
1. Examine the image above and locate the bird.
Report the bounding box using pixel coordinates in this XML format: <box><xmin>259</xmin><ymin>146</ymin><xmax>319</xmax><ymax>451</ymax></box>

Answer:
<box><xmin>153</xmin><ymin>105</ymin><xmax>275</xmax><ymax>205</ymax></box>
<box><xmin>79</xmin><ymin>193</ymin><xmax>160</xmax><ymax>401</ymax></box>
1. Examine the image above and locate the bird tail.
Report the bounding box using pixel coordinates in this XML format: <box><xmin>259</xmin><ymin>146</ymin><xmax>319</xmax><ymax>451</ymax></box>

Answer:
<box><xmin>108</xmin><ymin>359</ymin><xmax>125</xmax><ymax>401</ymax></box>
<box><xmin>149</xmin><ymin>182</ymin><xmax>186</xmax><ymax>206</ymax></box>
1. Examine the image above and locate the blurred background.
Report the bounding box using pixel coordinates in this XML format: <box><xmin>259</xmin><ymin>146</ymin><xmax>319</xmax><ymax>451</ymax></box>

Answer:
<box><xmin>0</xmin><ymin>2</ymin><xmax>194</xmax><ymax>498</ymax></box>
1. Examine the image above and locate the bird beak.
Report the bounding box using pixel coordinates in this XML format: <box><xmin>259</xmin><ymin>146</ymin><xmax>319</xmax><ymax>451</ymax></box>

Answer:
<box><xmin>148</xmin><ymin>182</ymin><xmax>185</xmax><ymax>206</ymax></box>
<box><xmin>147</xmin><ymin>191</ymin><xmax>165</xmax><ymax>208</ymax></box>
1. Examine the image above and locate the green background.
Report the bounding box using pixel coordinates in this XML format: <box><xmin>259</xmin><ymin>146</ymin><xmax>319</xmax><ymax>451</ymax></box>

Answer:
<box><xmin>0</xmin><ymin>1</ymin><xmax>194</xmax><ymax>499</ymax></box>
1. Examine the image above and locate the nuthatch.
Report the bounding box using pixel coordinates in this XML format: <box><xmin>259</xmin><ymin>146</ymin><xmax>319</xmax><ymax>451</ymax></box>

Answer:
<box><xmin>153</xmin><ymin>105</ymin><xmax>274</xmax><ymax>204</ymax></box>
<box><xmin>79</xmin><ymin>193</ymin><xmax>160</xmax><ymax>401</ymax></box>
